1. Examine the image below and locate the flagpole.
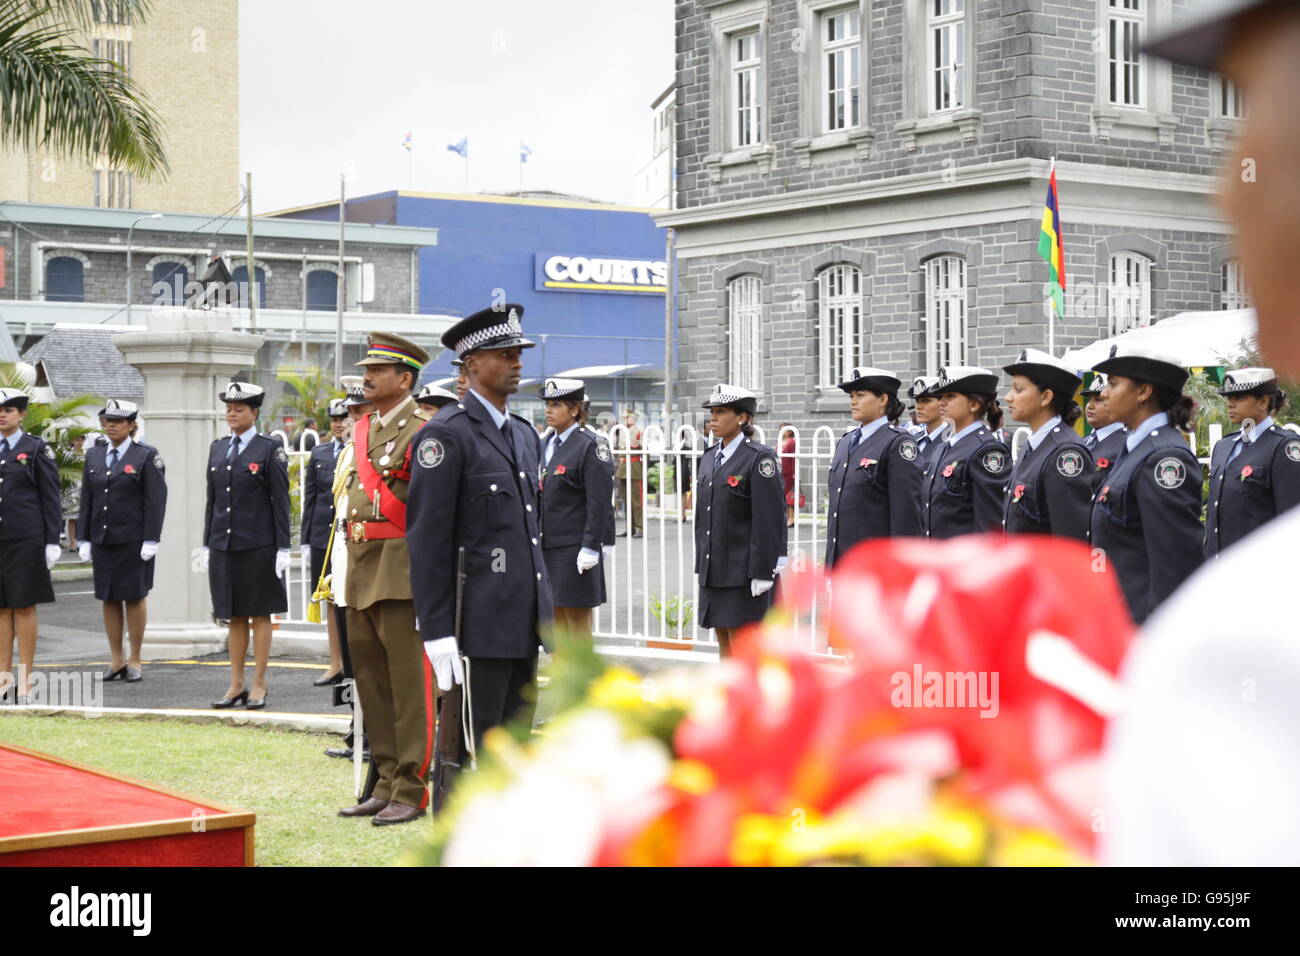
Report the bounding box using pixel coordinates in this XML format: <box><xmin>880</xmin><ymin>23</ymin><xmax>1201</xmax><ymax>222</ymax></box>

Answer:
<box><xmin>1048</xmin><ymin>155</ymin><xmax>1056</xmax><ymax>358</ymax></box>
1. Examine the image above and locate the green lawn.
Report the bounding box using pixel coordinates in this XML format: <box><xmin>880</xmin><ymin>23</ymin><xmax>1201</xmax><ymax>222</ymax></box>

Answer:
<box><xmin>0</xmin><ymin>714</ymin><xmax>433</xmax><ymax>867</ymax></box>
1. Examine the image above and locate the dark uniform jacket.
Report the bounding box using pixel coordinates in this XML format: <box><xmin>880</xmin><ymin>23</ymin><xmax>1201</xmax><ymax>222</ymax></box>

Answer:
<box><xmin>694</xmin><ymin>436</ymin><xmax>787</xmax><ymax>587</ymax></box>
<box><xmin>1088</xmin><ymin>426</ymin><xmax>1203</xmax><ymax>624</ymax></box>
<box><xmin>1001</xmin><ymin>424</ymin><xmax>1094</xmax><ymax>541</ymax></box>
<box><xmin>824</xmin><ymin>422</ymin><xmax>922</xmax><ymax>567</ymax></box>
<box><xmin>300</xmin><ymin>438</ymin><xmax>343</xmax><ymax>550</ymax></box>
<box><xmin>1085</xmin><ymin>425</ymin><xmax>1128</xmax><ymax>494</ymax></box>
<box><xmin>1204</xmin><ymin>423</ymin><xmax>1300</xmax><ymax>558</ymax></box>
<box><xmin>0</xmin><ymin>431</ymin><xmax>61</xmax><ymax>543</ymax></box>
<box><xmin>407</xmin><ymin>392</ymin><xmax>553</xmax><ymax>657</ymax></box>
<box><xmin>915</xmin><ymin>422</ymin><xmax>952</xmax><ymax>466</ymax></box>
<box><xmin>204</xmin><ymin>432</ymin><xmax>291</xmax><ymax>552</ymax></box>
<box><xmin>78</xmin><ymin>440</ymin><xmax>167</xmax><ymax>545</ymax></box>
<box><xmin>919</xmin><ymin>425</ymin><xmax>1011</xmax><ymax>538</ymax></box>
<box><xmin>539</xmin><ymin>426</ymin><xmax>615</xmax><ymax>552</ymax></box>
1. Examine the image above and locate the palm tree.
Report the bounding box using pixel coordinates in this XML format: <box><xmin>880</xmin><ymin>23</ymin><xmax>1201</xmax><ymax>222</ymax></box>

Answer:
<box><xmin>0</xmin><ymin>362</ymin><xmax>100</xmax><ymax>493</ymax></box>
<box><xmin>0</xmin><ymin>0</ymin><xmax>167</xmax><ymax>178</ymax></box>
<box><xmin>277</xmin><ymin>366</ymin><xmax>342</xmax><ymax>439</ymax></box>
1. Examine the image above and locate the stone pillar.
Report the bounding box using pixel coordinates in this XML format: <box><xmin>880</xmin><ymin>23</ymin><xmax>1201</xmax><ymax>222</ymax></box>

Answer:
<box><xmin>113</xmin><ymin>308</ymin><xmax>264</xmax><ymax>656</ymax></box>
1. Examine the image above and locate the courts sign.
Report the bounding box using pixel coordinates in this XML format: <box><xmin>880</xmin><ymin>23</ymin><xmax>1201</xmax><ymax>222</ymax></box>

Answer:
<box><xmin>534</xmin><ymin>252</ymin><xmax>666</xmax><ymax>295</ymax></box>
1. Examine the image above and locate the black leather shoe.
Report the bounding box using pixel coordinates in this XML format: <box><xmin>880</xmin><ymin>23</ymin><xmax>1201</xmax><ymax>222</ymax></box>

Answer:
<box><xmin>325</xmin><ymin>746</ymin><xmax>353</xmax><ymax>759</ymax></box>
<box><xmin>125</xmin><ymin>666</ymin><xmax>142</xmax><ymax>683</ymax></box>
<box><xmin>246</xmin><ymin>693</ymin><xmax>268</xmax><ymax>710</ymax></box>
<box><xmin>312</xmin><ymin>670</ymin><xmax>344</xmax><ymax>687</ymax></box>
<box><xmin>615</xmin><ymin>530</ymin><xmax>627</xmax><ymax>537</ymax></box>
<box><xmin>212</xmin><ymin>689</ymin><xmax>249</xmax><ymax>709</ymax></box>
<box><xmin>103</xmin><ymin>665</ymin><xmax>127</xmax><ymax>681</ymax></box>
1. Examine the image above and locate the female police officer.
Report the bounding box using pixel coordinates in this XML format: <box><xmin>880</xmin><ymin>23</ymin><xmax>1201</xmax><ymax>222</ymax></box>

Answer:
<box><xmin>694</xmin><ymin>384</ymin><xmax>786</xmax><ymax>656</ymax></box>
<box><xmin>0</xmin><ymin>387</ymin><xmax>61</xmax><ymax>704</ymax></box>
<box><xmin>824</xmin><ymin>367</ymin><xmax>921</xmax><ymax>568</ymax></box>
<box><xmin>1088</xmin><ymin>344</ymin><xmax>1203</xmax><ymax>624</ymax></box>
<box><xmin>537</xmin><ymin>378</ymin><xmax>615</xmax><ymax>643</ymax></box>
<box><xmin>1000</xmin><ymin>350</ymin><xmax>1094</xmax><ymax>541</ymax></box>
<box><xmin>1082</xmin><ymin>373</ymin><xmax>1127</xmax><ymax>494</ymax></box>
<box><xmin>1204</xmin><ymin>366</ymin><xmax>1300</xmax><ymax>558</ymax></box>
<box><xmin>920</xmin><ymin>366</ymin><xmax>1011</xmax><ymax>538</ymax></box>
<box><xmin>200</xmin><ymin>382</ymin><xmax>291</xmax><ymax>709</ymax></box>
<box><xmin>76</xmin><ymin>400</ymin><xmax>167</xmax><ymax>683</ymax></box>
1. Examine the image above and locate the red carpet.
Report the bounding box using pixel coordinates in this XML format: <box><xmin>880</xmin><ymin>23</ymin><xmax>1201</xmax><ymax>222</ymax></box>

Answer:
<box><xmin>0</xmin><ymin>743</ymin><xmax>254</xmax><ymax>866</ymax></box>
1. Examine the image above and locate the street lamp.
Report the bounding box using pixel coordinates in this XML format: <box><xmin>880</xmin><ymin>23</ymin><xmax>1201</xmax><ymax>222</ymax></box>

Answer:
<box><xmin>125</xmin><ymin>213</ymin><xmax>163</xmax><ymax>325</ymax></box>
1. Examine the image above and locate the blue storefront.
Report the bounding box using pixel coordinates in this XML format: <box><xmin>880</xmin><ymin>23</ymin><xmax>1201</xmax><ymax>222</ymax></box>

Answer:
<box><xmin>274</xmin><ymin>190</ymin><xmax>670</xmax><ymax>425</ymax></box>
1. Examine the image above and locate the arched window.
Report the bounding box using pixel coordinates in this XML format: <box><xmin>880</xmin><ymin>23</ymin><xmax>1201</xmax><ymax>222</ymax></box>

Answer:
<box><xmin>151</xmin><ymin>261</ymin><xmax>189</xmax><ymax>306</ymax></box>
<box><xmin>232</xmin><ymin>265</ymin><xmax>267</xmax><ymax>309</ymax></box>
<box><xmin>307</xmin><ymin>269</ymin><xmax>337</xmax><ymax>311</ymax></box>
<box><xmin>1108</xmin><ymin>252</ymin><xmax>1152</xmax><ymax>335</ymax></box>
<box><xmin>45</xmin><ymin>256</ymin><xmax>85</xmax><ymax>302</ymax></box>
<box><xmin>924</xmin><ymin>255</ymin><xmax>966</xmax><ymax>375</ymax></box>
<box><xmin>727</xmin><ymin>275</ymin><xmax>762</xmax><ymax>392</ymax></box>
<box><xmin>817</xmin><ymin>264</ymin><xmax>863</xmax><ymax>387</ymax></box>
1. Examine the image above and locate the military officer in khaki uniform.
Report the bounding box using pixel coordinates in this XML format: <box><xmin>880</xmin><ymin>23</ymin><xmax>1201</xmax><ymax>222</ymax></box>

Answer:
<box><xmin>337</xmin><ymin>333</ymin><xmax>435</xmax><ymax>826</ymax></box>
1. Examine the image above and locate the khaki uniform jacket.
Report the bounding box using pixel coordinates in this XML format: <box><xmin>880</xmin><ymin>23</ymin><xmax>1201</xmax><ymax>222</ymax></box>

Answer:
<box><xmin>343</xmin><ymin>396</ymin><xmax>430</xmax><ymax>610</ymax></box>
<box><xmin>615</xmin><ymin>427</ymin><xmax>645</xmax><ymax>479</ymax></box>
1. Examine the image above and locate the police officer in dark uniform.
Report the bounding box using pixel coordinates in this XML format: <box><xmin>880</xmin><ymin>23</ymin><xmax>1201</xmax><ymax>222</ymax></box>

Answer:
<box><xmin>1204</xmin><ymin>366</ymin><xmax>1300</xmax><ymax>558</ymax></box>
<box><xmin>1087</xmin><ymin>345</ymin><xmax>1203</xmax><ymax>624</ymax></box>
<box><xmin>415</xmin><ymin>384</ymin><xmax>458</xmax><ymax>413</ymax></box>
<box><xmin>407</xmin><ymin>304</ymin><xmax>553</xmax><ymax>756</ymax></box>
<box><xmin>201</xmin><ymin>382</ymin><xmax>291</xmax><ymax>709</ymax></box>
<box><xmin>0</xmin><ymin>387</ymin><xmax>61</xmax><ymax>704</ymax></box>
<box><xmin>824</xmin><ymin>367</ymin><xmax>922</xmax><ymax>568</ymax></box>
<box><xmin>694</xmin><ymin>384</ymin><xmax>787</xmax><ymax>656</ymax></box>
<box><xmin>76</xmin><ymin>399</ymin><xmax>167</xmax><ymax>683</ymax></box>
<box><xmin>537</xmin><ymin>378</ymin><xmax>615</xmax><ymax>642</ymax></box>
<box><xmin>1082</xmin><ymin>373</ymin><xmax>1128</xmax><ymax>494</ymax></box>
<box><xmin>1000</xmin><ymin>350</ymin><xmax>1094</xmax><ymax>541</ymax></box>
<box><xmin>302</xmin><ymin>398</ymin><xmax>348</xmax><ymax>686</ymax></box>
<box><xmin>907</xmin><ymin>375</ymin><xmax>952</xmax><ymax>465</ymax></box>
<box><xmin>920</xmin><ymin>366</ymin><xmax>1012</xmax><ymax>538</ymax></box>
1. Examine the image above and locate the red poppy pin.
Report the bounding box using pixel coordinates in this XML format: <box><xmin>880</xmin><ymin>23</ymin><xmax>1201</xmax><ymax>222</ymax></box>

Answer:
<box><xmin>123</xmin><ymin>464</ymin><xmax>136</xmax><ymax>475</ymax></box>
<box><xmin>248</xmin><ymin>462</ymin><xmax>261</xmax><ymax>474</ymax></box>
<box><xmin>16</xmin><ymin>452</ymin><xmax>27</xmax><ymax>462</ymax></box>
<box><xmin>1013</xmin><ymin>483</ymin><xmax>1026</xmax><ymax>502</ymax></box>
<box><xmin>942</xmin><ymin>462</ymin><xmax>958</xmax><ymax>478</ymax></box>
<box><xmin>1096</xmin><ymin>457</ymin><xmax>1111</xmax><ymax>469</ymax></box>
<box><xmin>858</xmin><ymin>457</ymin><xmax>877</xmax><ymax>468</ymax></box>
<box><xmin>555</xmin><ymin>465</ymin><xmax>567</xmax><ymax>475</ymax></box>
<box><xmin>1239</xmin><ymin>464</ymin><xmax>1253</xmax><ymax>481</ymax></box>
<box><xmin>727</xmin><ymin>475</ymin><xmax>742</xmax><ymax>487</ymax></box>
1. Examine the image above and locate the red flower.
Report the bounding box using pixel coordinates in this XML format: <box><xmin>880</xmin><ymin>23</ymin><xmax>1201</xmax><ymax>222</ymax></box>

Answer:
<box><xmin>726</xmin><ymin>475</ymin><xmax>741</xmax><ymax>487</ymax></box>
<box><xmin>555</xmin><ymin>465</ymin><xmax>567</xmax><ymax>475</ymax></box>
<box><xmin>858</xmin><ymin>457</ymin><xmax>877</xmax><ymax>468</ymax></box>
<box><xmin>1095</xmin><ymin>458</ymin><xmax>1110</xmax><ymax>469</ymax></box>
<box><xmin>1239</xmin><ymin>464</ymin><xmax>1254</xmax><ymax>481</ymax></box>
<box><xmin>248</xmin><ymin>462</ymin><xmax>260</xmax><ymax>474</ymax></box>
<box><xmin>942</xmin><ymin>463</ymin><xmax>956</xmax><ymax>478</ymax></box>
<box><xmin>123</xmin><ymin>464</ymin><xmax>136</xmax><ymax>475</ymax></box>
<box><xmin>15</xmin><ymin>452</ymin><xmax>27</xmax><ymax>462</ymax></box>
<box><xmin>1098</xmin><ymin>484</ymin><xmax>1110</xmax><ymax>502</ymax></box>
<box><xmin>1013</xmin><ymin>483</ymin><xmax>1026</xmax><ymax>502</ymax></box>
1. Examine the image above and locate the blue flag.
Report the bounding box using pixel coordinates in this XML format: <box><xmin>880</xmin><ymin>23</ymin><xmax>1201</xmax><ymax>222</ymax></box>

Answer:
<box><xmin>520</xmin><ymin>142</ymin><xmax>532</xmax><ymax>163</ymax></box>
<box><xmin>447</xmin><ymin>137</ymin><xmax>468</xmax><ymax>158</ymax></box>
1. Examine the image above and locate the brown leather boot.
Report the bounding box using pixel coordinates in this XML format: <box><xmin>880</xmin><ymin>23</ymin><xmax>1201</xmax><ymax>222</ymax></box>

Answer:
<box><xmin>338</xmin><ymin>796</ymin><xmax>388</xmax><ymax>817</ymax></box>
<box><xmin>372</xmin><ymin>801</ymin><xmax>426</xmax><ymax>826</ymax></box>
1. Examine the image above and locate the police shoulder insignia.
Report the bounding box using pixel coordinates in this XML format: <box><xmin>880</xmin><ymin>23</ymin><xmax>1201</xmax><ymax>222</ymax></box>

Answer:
<box><xmin>43</xmin><ymin>443</ymin><xmax>56</xmax><ymax>460</ymax></box>
<box><xmin>758</xmin><ymin>456</ymin><xmax>778</xmax><ymax>479</ymax></box>
<box><xmin>1056</xmin><ymin>448</ymin><xmax>1084</xmax><ymax>478</ymax></box>
<box><xmin>981</xmin><ymin>449</ymin><xmax>1006</xmax><ymax>473</ymax></box>
<box><xmin>275</xmin><ymin>446</ymin><xmax>288</xmax><ymax>464</ymax></box>
<box><xmin>899</xmin><ymin>439</ymin><xmax>919</xmax><ymax>461</ymax></box>
<box><xmin>595</xmin><ymin>441</ymin><xmax>612</xmax><ymax>463</ymax></box>
<box><xmin>417</xmin><ymin>436</ymin><xmax>444</xmax><ymax>469</ymax></box>
<box><xmin>1286</xmin><ymin>440</ymin><xmax>1300</xmax><ymax>463</ymax></box>
<box><xmin>154</xmin><ymin>454</ymin><xmax>165</xmax><ymax>471</ymax></box>
<box><xmin>1153</xmin><ymin>456</ymin><xmax>1187</xmax><ymax>489</ymax></box>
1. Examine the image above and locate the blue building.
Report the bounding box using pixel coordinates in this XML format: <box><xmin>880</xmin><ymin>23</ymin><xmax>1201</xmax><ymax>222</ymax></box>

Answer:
<box><xmin>271</xmin><ymin>189</ymin><xmax>670</xmax><ymax>425</ymax></box>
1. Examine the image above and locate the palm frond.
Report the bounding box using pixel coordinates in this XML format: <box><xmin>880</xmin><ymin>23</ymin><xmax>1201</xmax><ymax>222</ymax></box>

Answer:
<box><xmin>14</xmin><ymin>1</ymin><xmax>153</xmax><ymax>31</ymax></box>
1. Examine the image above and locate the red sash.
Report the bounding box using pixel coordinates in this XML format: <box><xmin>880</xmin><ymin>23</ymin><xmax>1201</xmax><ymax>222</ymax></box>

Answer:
<box><xmin>352</xmin><ymin>413</ymin><xmax>407</xmax><ymax>534</ymax></box>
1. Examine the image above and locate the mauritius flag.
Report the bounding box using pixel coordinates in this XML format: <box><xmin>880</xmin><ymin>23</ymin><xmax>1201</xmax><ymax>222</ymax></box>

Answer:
<box><xmin>1038</xmin><ymin>165</ymin><xmax>1065</xmax><ymax>319</ymax></box>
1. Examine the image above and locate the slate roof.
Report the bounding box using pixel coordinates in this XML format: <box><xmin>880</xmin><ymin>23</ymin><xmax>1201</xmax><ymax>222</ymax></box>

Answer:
<box><xmin>20</xmin><ymin>326</ymin><xmax>144</xmax><ymax>400</ymax></box>
<box><xmin>0</xmin><ymin>319</ymin><xmax>18</xmax><ymax>363</ymax></box>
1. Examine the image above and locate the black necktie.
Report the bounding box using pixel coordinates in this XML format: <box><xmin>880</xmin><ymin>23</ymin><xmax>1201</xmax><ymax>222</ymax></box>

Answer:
<box><xmin>226</xmin><ymin>436</ymin><xmax>238</xmax><ymax>462</ymax></box>
<box><xmin>848</xmin><ymin>429</ymin><xmax>862</xmax><ymax>453</ymax></box>
<box><xmin>0</xmin><ymin>438</ymin><xmax>9</xmax><ymax>459</ymax></box>
<box><xmin>500</xmin><ymin>417</ymin><xmax>517</xmax><ymax>464</ymax></box>
<box><xmin>108</xmin><ymin>447</ymin><xmax>118</xmax><ymax>470</ymax></box>
<box><xmin>715</xmin><ymin>446</ymin><xmax>724</xmax><ymax>469</ymax></box>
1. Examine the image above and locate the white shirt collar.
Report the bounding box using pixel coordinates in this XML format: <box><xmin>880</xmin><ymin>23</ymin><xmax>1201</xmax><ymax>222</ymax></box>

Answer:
<box><xmin>1094</xmin><ymin>421</ymin><xmax>1126</xmax><ymax>441</ymax></box>
<box><xmin>469</xmin><ymin>388</ymin><xmax>509</xmax><ymax>430</ymax></box>
<box><xmin>948</xmin><ymin>420</ymin><xmax>985</xmax><ymax>445</ymax></box>
<box><xmin>1125</xmin><ymin>411</ymin><xmax>1169</xmax><ymax>452</ymax></box>
<box><xmin>108</xmin><ymin>434</ymin><xmax>133</xmax><ymax>457</ymax></box>
<box><xmin>553</xmin><ymin>422</ymin><xmax>579</xmax><ymax>444</ymax></box>
<box><xmin>854</xmin><ymin>417</ymin><xmax>892</xmax><ymax>444</ymax></box>
<box><xmin>1027</xmin><ymin>416</ymin><xmax>1063</xmax><ymax>451</ymax></box>
<box><xmin>2</xmin><ymin>428</ymin><xmax>25</xmax><ymax>448</ymax></box>
<box><xmin>926</xmin><ymin>420</ymin><xmax>949</xmax><ymax>439</ymax></box>
<box><xmin>1241</xmin><ymin>416</ymin><xmax>1275</xmax><ymax>443</ymax></box>
<box><xmin>717</xmin><ymin>431</ymin><xmax>746</xmax><ymax>464</ymax></box>
<box><xmin>231</xmin><ymin>426</ymin><xmax>258</xmax><ymax>450</ymax></box>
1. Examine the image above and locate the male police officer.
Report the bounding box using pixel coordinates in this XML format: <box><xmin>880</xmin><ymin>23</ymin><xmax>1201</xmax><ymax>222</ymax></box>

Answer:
<box><xmin>337</xmin><ymin>333</ymin><xmax>434</xmax><ymax>825</ymax></box>
<box><xmin>407</xmin><ymin>304</ymin><xmax>553</xmax><ymax>757</ymax></box>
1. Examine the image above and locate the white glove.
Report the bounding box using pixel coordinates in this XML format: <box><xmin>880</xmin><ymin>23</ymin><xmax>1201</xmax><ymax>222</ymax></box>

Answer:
<box><xmin>576</xmin><ymin>547</ymin><xmax>599</xmax><ymax>574</ymax></box>
<box><xmin>275</xmin><ymin>548</ymin><xmax>291</xmax><ymax>578</ymax></box>
<box><xmin>198</xmin><ymin>546</ymin><xmax>210</xmax><ymax>573</ymax></box>
<box><xmin>301</xmin><ymin>544</ymin><xmax>311</xmax><ymax>565</ymax></box>
<box><xmin>140</xmin><ymin>541</ymin><xmax>158</xmax><ymax>561</ymax></box>
<box><xmin>750</xmin><ymin>578</ymin><xmax>774</xmax><ymax>598</ymax></box>
<box><xmin>45</xmin><ymin>544</ymin><xmax>61</xmax><ymax>569</ymax></box>
<box><xmin>425</xmin><ymin>636</ymin><xmax>464</xmax><ymax>691</ymax></box>
<box><xmin>78</xmin><ymin>542</ymin><xmax>92</xmax><ymax>562</ymax></box>
<box><xmin>602</xmin><ymin>544</ymin><xmax>615</xmax><ymax>561</ymax></box>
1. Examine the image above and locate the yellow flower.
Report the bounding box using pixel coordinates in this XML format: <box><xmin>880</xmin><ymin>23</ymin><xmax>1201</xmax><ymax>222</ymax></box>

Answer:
<box><xmin>667</xmin><ymin>759</ymin><xmax>715</xmax><ymax>796</ymax></box>
<box><xmin>587</xmin><ymin>667</ymin><xmax>644</xmax><ymax>711</ymax></box>
<box><xmin>993</xmin><ymin>828</ymin><xmax>1091</xmax><ymax>867</ymax></box>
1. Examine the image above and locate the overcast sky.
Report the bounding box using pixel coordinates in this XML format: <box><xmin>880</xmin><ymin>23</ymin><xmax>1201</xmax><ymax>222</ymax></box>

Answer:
<box><xmin>240</xmin><ymin>0</ymin><xmax>675</xmax><ymax>213</ymax></box>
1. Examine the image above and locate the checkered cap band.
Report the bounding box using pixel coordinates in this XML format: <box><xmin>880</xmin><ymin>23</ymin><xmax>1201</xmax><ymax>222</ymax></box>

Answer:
<box><xmin>705</xmin><ymin>383</ymin><xmax>756</xmax><ymax>406</ymax></box>
<box><xmin>101</xmin><ymin>399</ymin><xmax>139</xmax><ymax>418</ymax></box>
<box><xmin>328</xmin><ymin>399</ymin><xmax>348</xmax><ymax>416</ymax></box>
<box><xmin>220</xmin><ymin>381</ymin><xmax>264</xmax><ymax>402</ymax></box>
<box><xmin>1221</xmin><ymin>367</ymin><xmax>1278</xmax><ymax>393</ymax></box>
<box><xmin>453</xmin><ymin>313</ymin><xmax>525</xmax><ymax>357</ymax></box>
<box><xmin>542</xmin><ymin>377</ymin><xmax>585</xmax><ymax>399</ymax></box>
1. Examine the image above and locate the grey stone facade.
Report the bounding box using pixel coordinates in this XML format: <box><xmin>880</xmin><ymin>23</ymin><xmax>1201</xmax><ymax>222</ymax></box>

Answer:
<box><xmin>661</xmin><ymin>0</ymin><xmax>1242</xmax><ymax>434</ymax></box>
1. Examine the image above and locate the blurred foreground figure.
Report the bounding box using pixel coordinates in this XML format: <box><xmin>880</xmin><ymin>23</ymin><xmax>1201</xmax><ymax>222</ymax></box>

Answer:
<box><xmin>1104</xmin><ymin>0</ymin><xmax>1300</xmax><ymax>865</ymax></box>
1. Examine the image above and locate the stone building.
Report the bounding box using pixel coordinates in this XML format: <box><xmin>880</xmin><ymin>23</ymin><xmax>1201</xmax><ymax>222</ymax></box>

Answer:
<box><xmin>658</xmin><ymin>0</ymin><xmax>1249</xmax><ymax>431</ymax></box>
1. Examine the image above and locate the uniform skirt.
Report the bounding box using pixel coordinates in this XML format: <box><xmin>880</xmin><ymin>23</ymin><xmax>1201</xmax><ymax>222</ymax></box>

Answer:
<box><xmin>698</xmin><ymin>583</ymin><xmax>772</xmax><ymax>630</ymax></box>
<box><xmin>0</xmin><ymin>536</ymin><xmax>55</xmax><ymax>609</ymax></box>
<box><xmin>544</xmin><ymin>545</ymin><xmax>606</xmax><ymax>608</ymax></box>
<box><xmin>91</xmin><ymin>540</ymin><xmax>154</xmax><ymax>602</ymax></box>
<box><xmin>209</xmin><ymin>544</ymin><xmax>287</xmax><ymax>619</ymax></box>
